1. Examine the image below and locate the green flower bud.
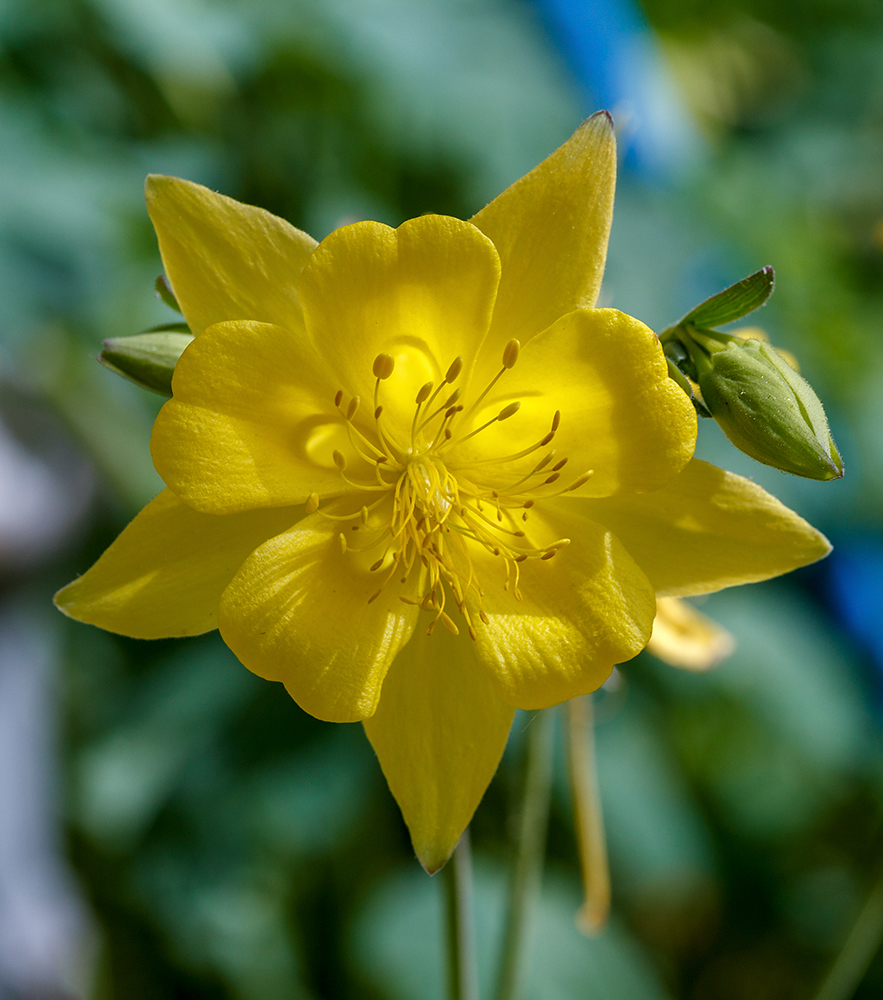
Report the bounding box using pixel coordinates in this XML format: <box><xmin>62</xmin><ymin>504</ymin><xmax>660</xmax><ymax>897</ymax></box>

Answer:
<box><xmin>696</xmin><ymin>337</ymin><xmax>843</xmax><ymax>481</ymax></box>
<box><xmin>99</xmin><ymin>329</ymin><xmax>193</xmax><ymax>396</ymax></box>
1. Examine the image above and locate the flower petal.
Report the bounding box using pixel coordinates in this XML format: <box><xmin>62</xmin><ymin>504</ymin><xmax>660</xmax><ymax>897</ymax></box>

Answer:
<box><xmin>470</xmin><ymin>112</ymin><xmax>616</xmax><ymax>354</ymax></box>
<box><xmin>647</xmin><ymin>596</ymin><xmax>735</xmax><ymax>671</ymax></box>
<box><xmin>146</xmin><ymin>175</ymin><xmax>317</xmax><ymax>335</ymax></box>
<box><xmin>54</xmin><ymin>490</ymin><xmax>300</xmax><ymax>638</ymax></box>
<box><xmin>362</xmin><ymin>623</ymin><xmax>514</xmax><ymax>873</ymax></box>
<box><xmin>578</xmin><ymin>458</ymin><xmax>832</xmax><ymax>596</ymax></box>
<box><xmin>460</xmin><ymin>308</ymin><xmax>696</xmax><ymax>497</ymax></box>
<box><xmin>218</xmin><ymin>510</ymin><xmax>419</xmax><ymax>723</ymax></box>
<box><xmin>151</xmin><ymin>321</ymin><xmax>348</xmax><ymax>513</ymax></box>
<box><xmin>469</xmin><ymin>503</ymin><xmax>656</xmax><ymax>709</ymax></box>
<box><xmin>296</xmin><ymin>215</ymin><xmax>500</xmax><ymax>431</ymax></box>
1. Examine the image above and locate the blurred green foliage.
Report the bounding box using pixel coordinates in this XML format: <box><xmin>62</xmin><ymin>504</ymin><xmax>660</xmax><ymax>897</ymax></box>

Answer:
<box><xmin>3</xmin><ymin>0</ymin><xmax>883</xmax><ymax>997</ymax></box>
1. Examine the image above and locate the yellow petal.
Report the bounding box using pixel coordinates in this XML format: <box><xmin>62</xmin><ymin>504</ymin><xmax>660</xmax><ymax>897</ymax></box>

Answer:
<box><xmin>460</xmin><ymin>308</ymin><xmax>696</xmax><ymax>498</ymax></box>
<box><xmin>146</xmin><ymin>175</ymin><xmax>317</xmax><ymax>336</ymax></box>
<box><xmin>647</xmin><ymin>596</ymin><xmax>735</xmax><ymax>671</ymax></box>
<box><xmin>218</xmin><ymin>510</ymin><xmax>419</xmax><ymax>723</ymax></box>
<box><xmin>580</xmin><ymin>458</ymin><xmax>832</xmax><ymax>596</ymax></box>
<box><xmin>470</xmin><ymin>503</ymin><xmax>656</xmax><ymax>709</ymax></box>
<box><xmin>470</xmin><ymin>112</ymin><xmax>616</xmax><ymax>355</ymax></box>
<box><xmin>296</xmin><ymin>215</ymin><xmax>500</xmax><ymax>431</ymax></box>
<box><xmin>362</xmin><ymin>623</ymin><xmax>514</xmax><ymax>873</ymax></box>
<box><xmin>151</xmin><ymin>321</ymin><xmax>347</xmax><ymax>513</ymax></box>
<box><xmin>54</xmin><ymin>489</ymin><xmax>300</xmax><ymax>638</ymax></box>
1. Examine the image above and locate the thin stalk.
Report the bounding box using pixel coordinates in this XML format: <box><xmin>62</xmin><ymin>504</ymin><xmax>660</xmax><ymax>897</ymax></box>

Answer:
<box><xmin>494</xmin><ymin>708</ymin><xmax>555</xmax><ymax>1000</ymax></box>
<box><xmin>566</xmin><ymin>695</ymin><xmax>610</xmax><ymax>933</ymax></box>
<box><xmin>813</xmin><ymin>865</ymin><xmax>883</xmax><ymax>1000</ymax></box>
<box><xmin>444</xmin><ymin>830</ymin><xmax>479</xmax><ymax>1000</ymax></box>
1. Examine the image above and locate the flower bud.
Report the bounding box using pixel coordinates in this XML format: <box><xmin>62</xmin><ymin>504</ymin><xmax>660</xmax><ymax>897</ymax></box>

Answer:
<box><xmin>696</xmin><ymin>337</ymin><xmax>843</xmax><ymax>481</ymax></box>
<box><xmin>99</xmin><ymin>330</ymin><xmax>193</xmax><ymax>396</ymax></box>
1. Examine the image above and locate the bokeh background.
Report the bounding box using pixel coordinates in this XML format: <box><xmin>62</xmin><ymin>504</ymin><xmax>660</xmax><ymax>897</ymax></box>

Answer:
<box><xmin>1</xmin><ymin>0</ymin><xmax>882</xmax><ymax>997</ymax></box>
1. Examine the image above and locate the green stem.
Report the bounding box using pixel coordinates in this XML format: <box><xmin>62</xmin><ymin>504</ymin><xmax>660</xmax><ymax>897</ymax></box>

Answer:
<box><xmin>444</xmin><ymin>830</ymin><xmax>479</xmax><ymax>1000</ymax></box>
<box><xmin>813</xmin><ymin>865</ymin><xmax>883</xmax><ymax>1000</ymax></box>
<box><xmin>494</xmin><ymin>708</ymin><xmax>555</xmax><ymax>1000</ymax></box>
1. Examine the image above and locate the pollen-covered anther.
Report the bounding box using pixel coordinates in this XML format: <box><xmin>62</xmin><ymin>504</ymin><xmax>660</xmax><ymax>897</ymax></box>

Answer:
<box><xmin>346</xmin><ymin>396</ymin><xmax>360</xmax><ymax>420</ymax></box>
<box><xmin>416</xmin><ymin>381</ymin><xmax>434</xmax><ymax>404</ymax></box>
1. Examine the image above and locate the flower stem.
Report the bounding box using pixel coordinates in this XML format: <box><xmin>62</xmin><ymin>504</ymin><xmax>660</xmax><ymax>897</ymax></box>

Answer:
<box><xmin>494</xmin><ymin>708</ymin><xmax>555</xmax><ymax>1000</ymax></box>
<box><xmin>566</xmin><ymin>694</ymin><xmax>610</xmax><ymax>933</ymax></box>
<box><xmin>812</xmin><ymin>863</ymin><xmax>883</xmax><ymax>1000</ymax></box>
<box><xmin>444</xmin><ymin>830</ymin><xmax>479</xmax><ymax>1000</ymax></box>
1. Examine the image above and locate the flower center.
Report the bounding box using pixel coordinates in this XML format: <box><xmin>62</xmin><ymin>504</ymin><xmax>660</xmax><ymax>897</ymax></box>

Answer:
<box><xmin>307</xmin><ymin>341</ymin><xmax>593</xmax><ymax>637</ymax></box>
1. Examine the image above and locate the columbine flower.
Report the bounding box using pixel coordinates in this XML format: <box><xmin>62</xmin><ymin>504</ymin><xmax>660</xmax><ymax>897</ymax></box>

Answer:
<box><xmin>55</xmin><ymin>113</ymin><xmax>830</xmax><ymax>872</ymax></box>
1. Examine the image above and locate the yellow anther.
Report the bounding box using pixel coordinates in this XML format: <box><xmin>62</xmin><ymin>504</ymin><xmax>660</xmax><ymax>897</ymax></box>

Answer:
<box><xmin>445</xmin><ymin>387</ymin><xmax>462</xmax><ymax>407</ymax></box>
<box><xmin>498</xmin><ymin>401</ymin><xmax>521</xmax><ymax>421</ymax></box>
<box><xmin>305</xmin><ymin>492</ymin><xmax>320</xmax><ymax>514</ymax></box>
<box><xmin>416</xmin><ymin>381</ymin><xmax>434</xmax><ymax>404</ymax></box>
<box><xmin>523</xmin><ymin>500</ymin><xmax>535</xmax><ymax>509</ymax></box>
<box><xmin>338</xmin><ymin>533</ymin><xmax>347</xmax><ymax>554</ymax></box>
<box><xmin>534</xmin><ymin>453</ymin><xmax>554</xmax><ymax>472</ymax></box>
<box><xmin>346</xmin><ymin>396</ymin><xmax>360</xmax><ymax>419</ymax></box>
<box><xmin>439</xmin><ymin>611</ymin><xmax>459</xmax><ymax>635</ymax></box>
<box><xmin>544</xmin><ymin>472</ymin><xmax>561</xmax><ymax>485</ymax></box>
<box><xmin>333</xmin><ymin>450</ymin><xmax>347</xmax><ymax>471</ymax></box>
<box><xmin>541</xmin><ymin>549</ymin><xmax>557</xmax><ymax>560</ymax></box>
<box><xmin>565</xmin><ymin>471</ymin><xmax>594</xmax><ymax>492</ymax></box>
<box><xmin>551</xmin><ymin>410</ymin><xmax>561</xmax><ymax>432</ymax></box>
<box><xmin>334</xmin><ymin>390</ymin><xmax>344</xmax><ymax>407</ymax></box>
<box><xmin>502</xmin><ymin>339</ymin><xmax>520</xmax><ymax>369</ymax></box>
<box><xmin>446</xmin><ymin>356</ymin><xmax>464</xmax><ymax>382</ymax></box>
<box><xmin>552</xmin><ymin>457</ymin><xmax>568</xmax><ymax>471</ymax></box>
<box><xmin>369</xmin><ymin>557</ymin><xmax>385</xmax><ymax>572</ymax></box>
<box><xmin>373</xmin><ymin>353</ymin><xmax>395</xmax><ymax>379</ymax></box>
<box><xmin>374</xmin><ymin>405</ymin><xmax>383</xmax><ymax>419</ymax></box>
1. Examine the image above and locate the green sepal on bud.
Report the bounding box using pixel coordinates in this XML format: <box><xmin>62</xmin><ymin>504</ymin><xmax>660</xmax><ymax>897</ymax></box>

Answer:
<box><xmin>99</xmin><ymin>328</ymin><xmax>193</xmax><ymax>396</ymax></box>
<box><xmin>672</xmin><ymin>266</ymin><xmax>775</xmax><ymax>332</ymax></box>
<box><xmin>695</xmin><ymin>336</ymin><xmax>843</xmax><ymax>481</ymax></box>
<box><xmin>660</xmin><ymin>265</ymin><xmax>842</xmax><ymax>480</ymax></box>
<box><xmin>155</xmin><ymin>275</ymin><xmax>182</xmax><ymax>313</ymax></box>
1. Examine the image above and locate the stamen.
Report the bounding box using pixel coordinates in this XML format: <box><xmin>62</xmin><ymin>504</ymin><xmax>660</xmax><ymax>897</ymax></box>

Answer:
<box><xmin>447</xmin><ymin>400</ymin><xmax>521</xmax><ymax>448</ymax></box>
<box><xmin>502</xmin><ymin>339</ymin><xmax>520</xmax><ymax>369</ymax></box>
<box><xmin>373</xmin><ymin>353</ymin><xmax>395</xmax><ymax>380</ymax></box>
<box><xmin>446</xmin><ymin>356</ymin><xmax>464</xmax><ymax>382</ymax></box>
<box><xmin>306</xmin><ymin>493</ymin><xmax>319</xmax><ymax>514</ymax></box>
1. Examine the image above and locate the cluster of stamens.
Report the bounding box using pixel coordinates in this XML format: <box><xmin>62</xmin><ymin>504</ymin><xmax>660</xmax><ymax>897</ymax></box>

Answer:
<box><xmin>306</xmin><ymin>339</ymin><xmax>593</xmax><ymax>638</ymax></box>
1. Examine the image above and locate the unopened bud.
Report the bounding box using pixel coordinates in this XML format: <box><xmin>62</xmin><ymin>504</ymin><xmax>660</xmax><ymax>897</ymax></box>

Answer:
<box><xmin>99</xmin><ymin>330</ymin><xmax>193</xmax><ymax>396</ymax></box>
<box><xmin>697</xmin><ymin>338</ymin><xmax>843</xmax><ymax>481</ymax></box>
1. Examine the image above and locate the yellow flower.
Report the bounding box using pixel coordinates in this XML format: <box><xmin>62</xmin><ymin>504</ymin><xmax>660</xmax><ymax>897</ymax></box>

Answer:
<box><xmin>55</xmin><ymin>113</ymin><xmax>830</xmax><ymax>873</ymax></box>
